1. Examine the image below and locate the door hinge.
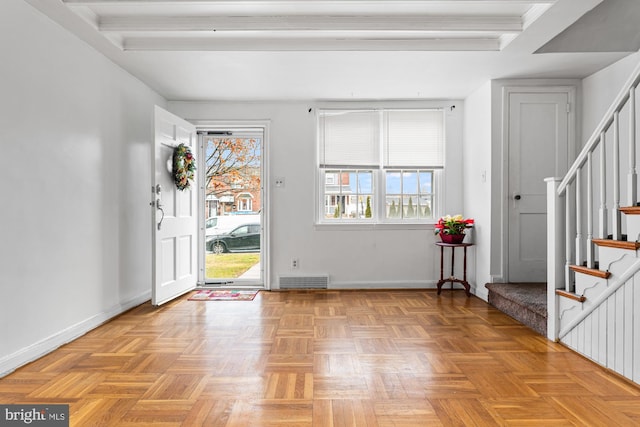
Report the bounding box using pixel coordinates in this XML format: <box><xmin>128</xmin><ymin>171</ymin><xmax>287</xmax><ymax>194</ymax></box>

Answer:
<box><xmin>566</xmin><ymin>103</ymin><xmax>571</xmax><ymax>113</ymax></box>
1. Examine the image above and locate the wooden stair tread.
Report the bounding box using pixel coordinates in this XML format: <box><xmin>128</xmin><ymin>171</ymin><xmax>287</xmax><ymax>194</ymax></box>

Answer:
<box><xmin>620</xmin><ymin>206</ymin><xmax>640</xmax><ymax>215</ymax></box>
<box><xmin>592</xmin><ymin>239</ymin><xmax>640</xmax><ymax>250</ymax></box>
<box><xmin>569</xmin><ymin>265</ymin><xmax>610</xmax><ymax>278</ymax></box>
<box><xmin>556</xmin><ymin>289</ymin><xmax>586</xmax><ymax>302</ymax></box>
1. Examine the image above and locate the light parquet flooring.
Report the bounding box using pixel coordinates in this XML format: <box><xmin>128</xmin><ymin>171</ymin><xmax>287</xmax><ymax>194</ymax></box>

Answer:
<box><xmin>2</xmin><ymin>290</ymin><xmax>640</xmax><ymax>426</ymax></box>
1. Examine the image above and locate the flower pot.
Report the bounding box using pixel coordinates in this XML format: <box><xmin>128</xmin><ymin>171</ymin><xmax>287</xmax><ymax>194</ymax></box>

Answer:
<box><xmin>440</xmin><ymin>233</ymin><xmax>465</xmax><ymax>244</ymax></box>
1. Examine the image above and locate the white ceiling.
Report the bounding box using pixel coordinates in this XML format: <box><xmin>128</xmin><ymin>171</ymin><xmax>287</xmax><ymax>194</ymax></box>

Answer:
<box><xmin>24</xmin><ymin>0</ymin><xmax>638</xmax><ymax>101</ymax></box>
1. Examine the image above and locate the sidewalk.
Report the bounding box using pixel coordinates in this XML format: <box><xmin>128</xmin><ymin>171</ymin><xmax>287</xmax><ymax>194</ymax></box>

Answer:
<box><xmin>239</xmin><ymin>262</ymin><xmax>261</xmax><ymax>279</ymax></box>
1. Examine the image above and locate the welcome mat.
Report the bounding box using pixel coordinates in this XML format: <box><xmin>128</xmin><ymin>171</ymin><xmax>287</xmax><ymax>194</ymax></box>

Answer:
<box><xmin>188</xmin><ymin>289</ymin><xmax>258</xmax><ymax>301</ymax></box>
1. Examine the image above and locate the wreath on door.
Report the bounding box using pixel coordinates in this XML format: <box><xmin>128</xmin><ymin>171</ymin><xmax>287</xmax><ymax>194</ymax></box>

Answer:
<box><xmin>173</xmin><ymin>143</ymin><xmax>196</xmax><ymax>191</ymax></box>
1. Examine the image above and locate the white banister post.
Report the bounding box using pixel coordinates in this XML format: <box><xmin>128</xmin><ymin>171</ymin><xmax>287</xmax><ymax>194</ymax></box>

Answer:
<box><xmin>629</xmin><ymin>87</ymin><xmax>637</xmax><ymax>207</ymax></box>
<box><xmin>575</xmin><ymin>172</ymin><xmax>583</xmax><ymax>265</ymax></box>
<box><xmin>599</xmin><ymin>133</ymin><xmax>608</xmax><ymax>239</ymax></box>
<box><xmin>565</xmin><ymin>183</ymin><xmax>572</xmax><ymax>292</ymax></box>
<box><xmin>612</xmin><ymin>111</ymin><xmax>622</xmax><ymax>240</ymax></box>
<box><xmin>587</xmin><ymin>151</ymin><xmax>595</xmax><ymax>268</ymax></box>
<box><xmin>546</xmin><ymin>177</ymin><xmax>563</xmax><ymax>341</ymax></box>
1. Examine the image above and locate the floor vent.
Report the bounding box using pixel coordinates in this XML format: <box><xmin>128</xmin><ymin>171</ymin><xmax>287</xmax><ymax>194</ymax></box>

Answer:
<box><xmin>279</xmin><ymin>275</ymin><xmax>329</xmax><ymax>289</ymax></box>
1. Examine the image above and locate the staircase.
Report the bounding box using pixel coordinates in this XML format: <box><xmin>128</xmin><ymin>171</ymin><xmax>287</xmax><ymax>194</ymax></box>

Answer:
<box><xmin>547</xmin><ymin>60</ymin><xmax>640</xmax><ymax>386</ymax></box>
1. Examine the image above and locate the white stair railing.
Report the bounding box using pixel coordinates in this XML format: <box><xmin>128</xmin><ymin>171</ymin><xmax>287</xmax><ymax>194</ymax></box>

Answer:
<box><xmin>547</xmin><ymin>59</ymin><xmax>640</xmax><ymax>341</ymax></box>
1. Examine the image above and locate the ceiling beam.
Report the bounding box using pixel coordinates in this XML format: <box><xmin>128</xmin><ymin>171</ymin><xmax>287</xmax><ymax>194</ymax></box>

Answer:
<box><xmin>65</xmin><ymin>0</ymin><xmax>554</xmax><ymax>3</ymax></box>
<box><xmin>122</xmin><ymin>36</ymin><xmax>500</xmax><ymax>51</ymax></box>
<box><xmin>99</xmin><ymin>15</ymin><xmax>522</xmax><ymax>32</ymax></box>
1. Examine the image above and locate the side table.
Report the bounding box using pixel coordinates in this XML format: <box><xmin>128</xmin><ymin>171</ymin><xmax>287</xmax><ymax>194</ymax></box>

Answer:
<box><xmin>435</xmin><ymin>242</ymin><xmax>473</xmax><ymax>297</ymax></box>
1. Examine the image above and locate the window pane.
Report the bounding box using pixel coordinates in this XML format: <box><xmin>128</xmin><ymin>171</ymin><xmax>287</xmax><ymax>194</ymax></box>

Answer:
<box><xmin>385</xmin><ymin>169</ymin><xmax>434</xmax><ymax>219</ymax></box>
<box><xmin>419</xmin><ymin>171</ymin><xmax>432</xmax><ymax>193</ymax></box>
<box><xmin>403</xmin><ymin>196</ymin><xmax>418</xmax><ymax>218</ymax></box>
<box><xmin>386</xmin><ymin>171</ymin><xmax>401</xmax><ymax>194</ymax></box>
<box><xmin>357</xmin><ymin>171</ymin><xmax>372</xmax><ymax>194</ymax></box>
<box><xmin>325</xmin><ymin>171</ymin><xmax>340</xmax><ymax>192</ymax></box>
<box><xmin>402</xmin><ymin>171</ymin><xmax>418</xmax><ymax>194</ymax></box>
<box><xmin>340</xmin><ymin>172</ymin><xmax>351</xmax><ymax>191</ymax></box>
<box><xmin>323</xmin><ymin>169</ymin><xmax>374</xmax><ymax>220</ymax></box>
<box><xmin>362</xmin><ymin>195</ymin><xmax>374</xmax><ymax>218</ymax></box>
<box><xmin>418</xmin><ymin>195</ymin><xmax>433</xmax><ymax>219</ymax></box>
<box><xmin>386</xmin><ymin>195</ymin><xmax>401</xmax><ymax>218</ymax></box>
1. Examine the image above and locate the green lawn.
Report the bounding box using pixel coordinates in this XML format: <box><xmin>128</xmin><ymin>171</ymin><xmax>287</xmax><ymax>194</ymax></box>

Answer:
<box><xmin>205</xmin><ymin>253</ymin><xmax>260</xmax><ymax>279</ymax></box>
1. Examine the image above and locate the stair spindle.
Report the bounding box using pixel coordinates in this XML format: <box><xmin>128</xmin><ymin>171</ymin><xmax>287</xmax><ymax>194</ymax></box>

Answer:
<box><xmin>575</xmin><ymin>171</ymin><xmax>583</xmax><ymax>265</ymax></box>
<box><xmin>629</xmin><ymin>86</ymin><xmax>637</xmax><ymax>206</ymax></box>
<box><xmin>565</xmin><ymin>183</ymin><xmax>573</xmax><ymax>292</ymax></box>
<box><xmin>599</xmin><ymin>132</ymin><xmax>608</xmax><ymax>239</ymax></box>
<box><xmin>612</xmin><ymin>112</ymin><xmax>621</xmax><ymax>240</ymax></box>
<box><xmin>587</xmin><ymin>151</ymin><xmax>595</xmax><ymax>268</ymax></box>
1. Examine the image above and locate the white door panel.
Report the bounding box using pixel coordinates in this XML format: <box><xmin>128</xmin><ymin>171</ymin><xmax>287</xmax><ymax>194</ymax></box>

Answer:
<box><xmin>152</xmin><ymin>106</ymin><xmax>197</xmax><ymax>305</ymax></box>
<box><xmin>508</xmin><ymin>92</ymin><xmax>570</xmax><ymax>282</ymax></box>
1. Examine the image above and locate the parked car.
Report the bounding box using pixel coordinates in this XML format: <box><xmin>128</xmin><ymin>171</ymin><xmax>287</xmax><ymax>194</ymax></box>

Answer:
<box><xmin>205</xmin><ymin>216</ymin><xmax>219</xmax><ymax>230</ymax></box>
<box><xmin>206</xmin><ymin>223</ymin><xmax>261</xmax><ymax>254</ymax></box>
<box><xmin>205</xmin><ymin>214</ymin><xmax>261</xmax><ymax>236</ymax></box>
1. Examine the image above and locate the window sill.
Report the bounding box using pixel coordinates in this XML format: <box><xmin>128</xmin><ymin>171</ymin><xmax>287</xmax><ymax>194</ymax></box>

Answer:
<box><xmin>314</xmin><ymin>222</ymin><xmax>435</xmax><ymax>231</ymax></box>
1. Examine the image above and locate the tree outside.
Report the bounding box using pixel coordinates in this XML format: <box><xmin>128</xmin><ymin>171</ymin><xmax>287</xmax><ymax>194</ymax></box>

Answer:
<box><xmin>204</xmin><ymin>137</ymin><xmax>261</xmax><ymax>217</ymax></box>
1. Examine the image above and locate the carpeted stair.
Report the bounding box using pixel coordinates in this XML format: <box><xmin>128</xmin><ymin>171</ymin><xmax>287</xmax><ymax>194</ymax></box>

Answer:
<box><xmin>484</xmin><ymin>283</ymin><xmax>547</xmax><ymax>336</ymax></box>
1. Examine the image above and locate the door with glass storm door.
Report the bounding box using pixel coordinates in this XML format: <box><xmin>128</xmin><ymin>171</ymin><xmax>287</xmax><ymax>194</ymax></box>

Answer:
<box><xmin>202</xmin><ymin>129</ymin><xmax>263</xmax><ymax>287</ymax></box>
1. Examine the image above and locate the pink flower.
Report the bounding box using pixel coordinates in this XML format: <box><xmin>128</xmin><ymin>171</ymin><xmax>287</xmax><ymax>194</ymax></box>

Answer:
<box><xmin>434</xmin><ymin>215</ymin><xmax>474</xmax><ymax>235</ymax></box>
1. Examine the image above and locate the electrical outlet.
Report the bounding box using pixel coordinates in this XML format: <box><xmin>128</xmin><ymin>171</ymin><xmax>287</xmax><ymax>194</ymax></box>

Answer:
<box><xmin>291</xmin><ymin>258</ymin><xmax>299</xmax><ymax>269</ymax></box>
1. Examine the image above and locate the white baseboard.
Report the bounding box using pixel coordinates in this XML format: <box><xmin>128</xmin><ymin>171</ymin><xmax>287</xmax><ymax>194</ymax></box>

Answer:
<box><xmin>330</xmin><ymin>280</ymin><xmax>437</xmax><ymax>290</ymax></box>
<box><xmin>329</xmin><ymin>280</ymin><xmax>482</xmax><ymax>299</ymax></box>
<box><xmin>0</xmin><ymin>291</ymin><xmax>151</xmax><ymax>378</ymax></box>
<box><xmin>474</xmin><ymin>285</ymin><xmax>489</xmax><ymax>301</ymax></box>
<box><xmin>328</xmin><ymin>279</ymin><xmax>476</xmax><ymax>292</ymax></box>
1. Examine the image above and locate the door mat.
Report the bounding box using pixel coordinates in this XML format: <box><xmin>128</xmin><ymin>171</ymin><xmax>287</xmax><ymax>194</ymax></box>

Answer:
<box><xmin>188</xmin><ymin>289</ymin><xmax>258</xmax><ymax>301</ymax></box>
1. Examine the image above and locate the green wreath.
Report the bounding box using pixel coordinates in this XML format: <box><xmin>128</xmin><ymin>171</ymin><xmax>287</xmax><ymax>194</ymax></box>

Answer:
<box><xmin>173</xmin><ymin>143</ymin><xmax>196</xmax><ymax>191</ymax></box>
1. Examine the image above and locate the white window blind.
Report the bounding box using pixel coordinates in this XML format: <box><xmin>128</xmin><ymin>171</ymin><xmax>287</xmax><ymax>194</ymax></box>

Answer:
<box><xmin>384</xmin><ymin>109</ymin><xmax>444</xmax><ymax>168</ymax></box>
<box><xmin>319</xmin><ymin>110</ymin><xmax>379</xmax><ymax>167</ymax></box>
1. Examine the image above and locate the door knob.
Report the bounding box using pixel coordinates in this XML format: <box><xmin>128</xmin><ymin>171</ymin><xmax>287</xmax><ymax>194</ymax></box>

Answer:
<box><xmin>514</xmin><ymin>194</ymin><xmax>521</xmax><ymax>200</ymax></box>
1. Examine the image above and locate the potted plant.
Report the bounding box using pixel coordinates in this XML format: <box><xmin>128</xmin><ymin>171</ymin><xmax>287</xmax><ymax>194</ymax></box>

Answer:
<box><xmin>434</xmin><ymin>214</ymin><xmax>474</xmax><ymax>244</ymax></box>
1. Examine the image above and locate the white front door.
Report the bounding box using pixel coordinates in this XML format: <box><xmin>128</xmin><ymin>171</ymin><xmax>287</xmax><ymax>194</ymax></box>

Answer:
<box><xmin>152</xmin><ymin>106</ymin><xmax>198</xmax><ymax>305</ymax></box>
<box><xmin>507</xmin><ymin>91</ymin><xmax>571</xmax><ymax>282</ymax></box>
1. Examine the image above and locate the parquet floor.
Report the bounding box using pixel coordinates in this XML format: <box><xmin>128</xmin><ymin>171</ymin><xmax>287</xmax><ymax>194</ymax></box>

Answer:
<box><xmin>2</xmin><ymin>290</ymin><xmax>640</xmax><ymax>426</ymax></box>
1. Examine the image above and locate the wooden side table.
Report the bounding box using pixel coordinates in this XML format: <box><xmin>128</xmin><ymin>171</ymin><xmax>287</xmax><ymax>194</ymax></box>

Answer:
<box><xmin>435</xmin><ymin>242</ymin><xmax>473</xmax><ymax>297</ymax></box>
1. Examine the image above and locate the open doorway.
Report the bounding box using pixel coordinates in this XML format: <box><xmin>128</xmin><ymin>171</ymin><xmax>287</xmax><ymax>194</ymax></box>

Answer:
<box><xmin>199</xmin><ymin>127</ymin><xmax>265</xmax><ymax>288</ymax></box>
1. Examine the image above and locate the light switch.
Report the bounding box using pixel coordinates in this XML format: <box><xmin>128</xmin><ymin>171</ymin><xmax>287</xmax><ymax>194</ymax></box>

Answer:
<box><xmin>275</xmin><ymin>177</ymin><xmax>285</xmax><ymax>188</ymax></box>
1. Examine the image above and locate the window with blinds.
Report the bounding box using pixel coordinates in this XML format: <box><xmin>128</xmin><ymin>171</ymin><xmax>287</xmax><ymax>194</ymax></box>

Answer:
<box><xmin>318</xmin><ymin>108</ymin><xmax>444</xmax><ymax>222</ymax></box>
<box><xmin>384</xmin><ymin>110</ymin><xmax>444</xmax><ymax>168</ymax></box>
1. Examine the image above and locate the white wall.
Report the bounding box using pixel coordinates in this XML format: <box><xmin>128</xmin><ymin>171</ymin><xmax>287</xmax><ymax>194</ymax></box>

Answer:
<box><xmin>170</xmin><ymin>100</ymin><xmax>467</xmax><ymax>291</ymax></box>
<box><xmin>582</xmin><ymin>51</ymin><xmax>640</xmax><ymax>143</ymax></box>
<box><xmin>463</xmin><ymin>82</ymin><xmax>492</xmax><ymax>299</ymax></box>
<box><xmin>0</xmin><ymin>0</ymin><xmax>165</xmax><ymax>376</ymax></box>
<box><xmin>580</xmin><ymin>52</ymin><xmax>640</xmax><ymax>240</ymax></box>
